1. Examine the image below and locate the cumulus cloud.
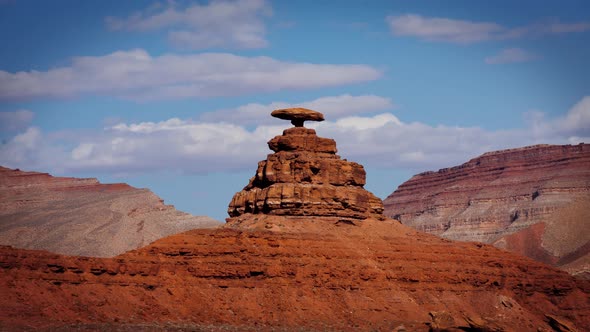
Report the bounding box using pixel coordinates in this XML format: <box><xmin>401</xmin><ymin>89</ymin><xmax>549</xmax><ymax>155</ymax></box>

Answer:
<box><xmin>200</xmin><ymin>94</ymin><xmax>394</xmax><ymax>125</ymax></box>
<box><xmin>0</xmin><ymin>110</ymin><xmax>34</xmax><ymax>132</ymax></box>
<box><xmin>485</xmin><ymin>48</ymin><xmax>538</xmax><ymax>64</ymax></box>
<box><xmin>2</xmin><ymin>96</ymin><xmax>588</xmax><ymax>176</ymax></box>
<box><xmin>386</xmin><ymin>14</ymin><xmax>590</xmax><ymax>43</ymax></box>
<box><xmin>0</xmin><ymin>49</ymin><xmax>381</xmax><ymax>101</ymax></box>
<box><xmin>0</xmin><ymin>127</ymin><xmax>59</xmax><ymax>170</ymax></box>
<box><xmin>106</xmin><ymin>0</ymin><xmax>271</xmax><ymax>49</ymax></box>
<box><xmin>531</xmin><ymin>96</ymin><xmax>590</xmax><ymax>142</ymax></box>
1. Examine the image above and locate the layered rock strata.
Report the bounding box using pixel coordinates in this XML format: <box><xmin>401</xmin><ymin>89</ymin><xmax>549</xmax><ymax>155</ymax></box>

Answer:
<box><xmin>383</xmin><ymin>144</ymin><xmax>590</xmax><ymax>277</ymax></box>
<box><xmin>228</xmin><ymin>109</ymin><xmax>384</xmax><ymax>220</ymax></box>
<box><xmin>1</xmin><ymin>218</ymin><xmax>589</xmax><ymax>331</ymax></box>
<box><xmin>0</xmin><ymin>166</ymin><xmax>220</xmax><ymax>257</ymax></box>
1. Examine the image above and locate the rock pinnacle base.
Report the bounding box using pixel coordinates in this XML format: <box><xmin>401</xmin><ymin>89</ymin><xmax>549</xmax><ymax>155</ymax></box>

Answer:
<box><xmin>228</xmin><ymin>110</ymin><xmax>384</xmax><ymax>221</ymax></box>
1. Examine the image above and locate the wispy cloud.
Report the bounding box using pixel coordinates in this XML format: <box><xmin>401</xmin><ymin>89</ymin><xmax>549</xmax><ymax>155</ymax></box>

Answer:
<box><xmin>386</xmin><ymin>14</ymin><xmax>590</xmax><ymax>44</ymax></box>
<box><xmin>485</xmin><ymin>48</ymin><xmax>538</xmax><ymax>64</ymax></box>
<box><xmin>546</xmin><ymin>22</ymin><xmax>590</xmax><ymax>34</ymax></box>
<box><xmin>0</xmin><ymin>49</ymin><xmax>381</xmax><ymax>101</ymax></box>
<box><xmin>105</xmin><ymin>0</ymin><xmax>271</xmax><ymax>50</ymax></box>
<box><xmin>0</xmin><ymin>110</ymin><xmax>34</xmax><ymax>132</ymax></box>
<box><xmin>386</xmin><ymin>14</ymin><xmax>503</xmax><ymax>43</ymax></box>
<box><xmin>200</xmin><ymin>94</ymin><xmax>394</xmax><ymax>125</ymax></box>
<box><xmin>2</xmin><ymin>96</ymin><xmax>588</xmax><ymax>175</ymax></box>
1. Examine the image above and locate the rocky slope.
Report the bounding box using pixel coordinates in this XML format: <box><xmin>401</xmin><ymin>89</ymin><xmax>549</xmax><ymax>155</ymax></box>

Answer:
<box><xmin>0</xmin><ymin>166</ymin><xmax>220</xmax><ymax>257</ymax></box>
<box><xmin>383</xmin><ymin>144</ymin><xmax>590</xmax><ymax>278</ymax></box>
<box><xmin>1</xmin><ymin>217</ymin><xmax>588</xmax><ymax>331</ymax></box>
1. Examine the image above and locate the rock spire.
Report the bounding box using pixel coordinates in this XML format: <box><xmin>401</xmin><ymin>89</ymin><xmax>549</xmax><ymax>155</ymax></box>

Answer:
<box><xmin>228</xmin><ymin>108</ymin><xmax>384</xmax><ymax>220</ymax></box>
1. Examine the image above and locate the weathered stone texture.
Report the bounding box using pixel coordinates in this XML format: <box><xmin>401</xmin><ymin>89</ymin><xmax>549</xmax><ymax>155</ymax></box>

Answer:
<box><xmin>0</xmin><ymin>166</ymin><xmax>220</xmax><ymax>257</ymax></box>
<box><xmin>271</xmin><ymin>107</ymin><xmax>324</xmax><ymax>127</ymax></box>
<box><xmin>228</xmin><ymin>113</ymin><xmax>384</xmax><ymax>220</ymax></box>
<box><xmin>384</xmin><ymin>143</ymin><xmax>590</xmax><ymax>278</ymax></box>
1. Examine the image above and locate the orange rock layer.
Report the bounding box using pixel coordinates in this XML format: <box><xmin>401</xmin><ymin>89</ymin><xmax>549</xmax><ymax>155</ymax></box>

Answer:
<box><xmin>1</xmin><ymin>217</ymin><xmax>588</xmax><ymax>331</ymax></box>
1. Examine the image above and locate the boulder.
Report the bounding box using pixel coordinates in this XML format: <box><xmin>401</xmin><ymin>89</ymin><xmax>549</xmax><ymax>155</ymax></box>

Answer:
<box><xmin>271</xmin><ymin>107</ymin><xmax>325</xmax><ymax>127</ymax></box>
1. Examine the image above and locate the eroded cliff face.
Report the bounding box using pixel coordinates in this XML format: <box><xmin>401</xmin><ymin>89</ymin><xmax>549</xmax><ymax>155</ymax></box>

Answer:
<box><xmin>383</xmin><ymin>144</ymin><xmax>590</xmax><ymax>278</ymax></box>
<box><xmin>0</xmin><ymin>166</ymin><xmax>220</xmax><ymax>257</ymax></box>
<box><xmin>1</xmin><ymin>218</ymin><xmax>589</xmax><ymax>331</ymax></box>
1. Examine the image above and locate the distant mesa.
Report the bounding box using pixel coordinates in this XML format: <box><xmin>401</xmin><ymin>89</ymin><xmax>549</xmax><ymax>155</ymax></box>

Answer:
<box><xmin>228</xmin><ymin>108</ymin><xmax>384</xmax><ymax>221</ymax></box>
<box><xmin>0</xmin><ymin>166</ymin><xmax>220</xmax><ymax>257</ymax></box>
<box><xmin>384</xmin><ymin>143</ymin><xmax>590</xmax><ymax>279</ymax></box>
<box><xmin>271</xmin><ymin>107</ymin><xmax>325</xmax><ymax>127</ymax></box>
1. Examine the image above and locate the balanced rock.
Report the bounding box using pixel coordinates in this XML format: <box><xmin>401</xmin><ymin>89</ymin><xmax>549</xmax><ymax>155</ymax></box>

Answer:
<box><xmin>271</xmin><ymin>107</ymin><xmax>325</xmax><ymax>127</ymax></box>
<box><xmin>228</xmin><ymin>109</ymin><xmax>384</xmax><ymax>220</ymax></box>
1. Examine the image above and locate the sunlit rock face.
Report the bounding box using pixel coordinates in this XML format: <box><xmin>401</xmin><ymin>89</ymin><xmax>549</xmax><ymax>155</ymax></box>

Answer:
<box><xmin>227</xmin><ymin>108</ymin><xmax>384</xmax><ymax>221</ymax></box>
<box><xmin>0</xmin><ymin>166</ymin><xmax>220</xmax><ymax>257</ymax></box>
<box><xmin>384</xmin><ymin>143</ymin><xmax>590</xmax><ymax>278</ymax></box>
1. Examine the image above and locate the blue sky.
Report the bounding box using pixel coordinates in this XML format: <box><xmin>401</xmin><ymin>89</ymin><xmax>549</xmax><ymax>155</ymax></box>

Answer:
<box><xmin>1</xmin><ymin>0</ymin><xmax>589</xmax><ymax>221</ymax></box>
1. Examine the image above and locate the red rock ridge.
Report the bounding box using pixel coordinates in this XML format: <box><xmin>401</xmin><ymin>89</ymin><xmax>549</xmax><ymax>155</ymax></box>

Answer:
<box><xmin>1</xmin><ymin>218</ymin><xmax>588</xmax><ymax>331</ymax></box>
<box><xmin>0</xmin><ymin>166</ymin><xmax>221</xmax><ymax>257</ymax></box>
<box><xmin>383</xmin><ymin>143</ymin><xmax>590</xmax><ymax>277</ymax></box>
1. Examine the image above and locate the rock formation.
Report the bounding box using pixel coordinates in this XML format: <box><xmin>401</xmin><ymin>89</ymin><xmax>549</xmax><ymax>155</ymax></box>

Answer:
<box><xmin>1</xmin><ymin>218</ymin><xmax>589</xmax><ymax>331</ymax></box>
<box><xmin>383</xmin><ymin>144</ymin><xmax>590</xmax><ymax>278</ymax></box>
<box><xmin>0</xmin><ymin>166</ymin><xmax>220</xmax><ymax>257</ymax></box>
<box><xmin>1</xmin><ymin>113</ymin><xmax>588</xmax><ymax>331</ymax></box>
<box><xmin>271</xmin><ymin>107</ymin><xmax>325</xmax><ymax>127</ymax></box>
<box><xmin>228</xmin><ymin>108</ymin><xmax>384</xmax><ymax>221</ymax></box>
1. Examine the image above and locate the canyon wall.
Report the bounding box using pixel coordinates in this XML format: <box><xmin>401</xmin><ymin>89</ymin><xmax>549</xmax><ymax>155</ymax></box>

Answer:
<box><xmin>0</xmin><ymin>166</ymin><xmax>220</xmax><ymax>257</ymax></box>
<box><xmin>383</xmin><ymin>144</ymin><xmax>590</xmax><ymax>278</ymax></box>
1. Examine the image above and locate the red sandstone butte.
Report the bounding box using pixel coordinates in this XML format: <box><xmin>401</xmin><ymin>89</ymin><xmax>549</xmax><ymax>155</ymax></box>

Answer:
<box><xmin>384</xmin><ymin>144</ymin><xmax>590</xmax><ymax>278</ymax></box>
<box><xmin>0</xmin><ymin>166</ymin><xmax>220</xmax><ymax>257</ymax></box>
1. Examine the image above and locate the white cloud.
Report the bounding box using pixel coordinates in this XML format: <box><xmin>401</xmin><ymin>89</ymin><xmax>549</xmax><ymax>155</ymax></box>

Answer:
<box><xmin>485</xmin><ymin>48</ymin><xmax>537</xmax><ymax>64</ymax></box>
<box><xmin>548</xmin><ymin>22</ymin><xmax>590</xmax><ymax>34</ymax></box>
<box><xmin>71</xmin><ymin>143</ymin><xmax>94</xmax><ymax>160</ymax></box>
<box><xmin>0</xmin><ymin>109</ymin><xmax>34</xmax><ymax>131</ymax></box>
<box><xmin>328</xmin><ymin>113</ymin><xmax>401</xmax><ymax>130</ymax></box>
<box><xmin>556</xmin><ymin>96</ymin><xmax>590</xmax><ymax>136</ymax></box>
<box><xmin>1</xmin><ymin>96</ymin><xmax>587</xmax><ymax>175</ymax></box>
<box><xmin>0</xmin><ymin>127</ymin><xmax>62</xmax><ymax>171</ymax></box>
<box><xmin>386</xmin><ymin>14</ymin><xmax>590</xmax><ymax>44</ymax></box>
<box><xmin>386</xmin><ymin>14</ymin><xmax>503</xmax><ymax>43</ymax></box>
<box><xmin>200</xmin><ymin>94</ymin><xmax>394</xmax><ymax>125</ymax></box>
<box><xmin>106</xmin><ymin>0</ymin><xmax>271</xmax><ymax>50</ymax></box>
<box><xmin>0</xmin><ymin>49</ymin><xmax>381</xmax><ymax>101</ymax></box>
<box><xmin>11</xmin><ymin>126</ymin><xmax>41</xmax><ymax>149</ymax></box>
